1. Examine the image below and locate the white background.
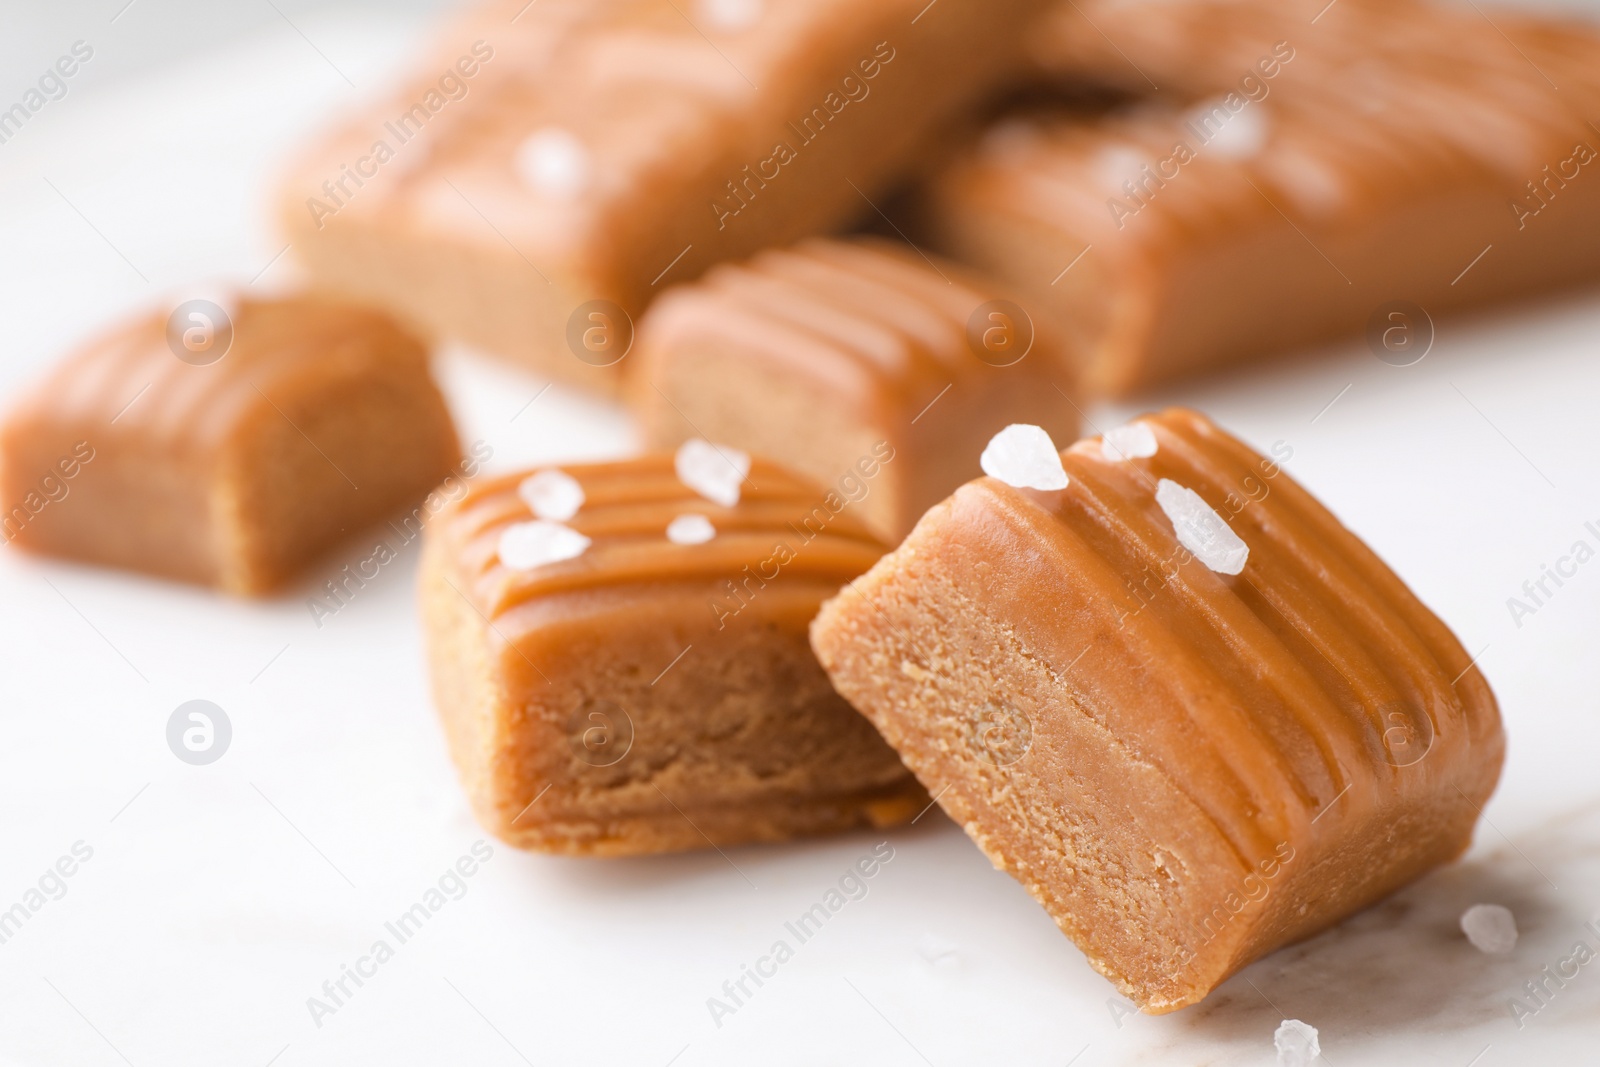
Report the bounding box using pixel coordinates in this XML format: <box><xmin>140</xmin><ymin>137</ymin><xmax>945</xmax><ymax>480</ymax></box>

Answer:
<box><xmin>0</xmin><ymin>4</ymin><xmax>1598</xmax><ymax>1064</ymax></box>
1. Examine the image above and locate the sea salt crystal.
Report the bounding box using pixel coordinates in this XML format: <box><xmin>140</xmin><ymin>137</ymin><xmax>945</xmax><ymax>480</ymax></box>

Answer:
<box><xmin>697</xmin><ymin>0</ymin><xmax>763</xmax><ymax>31</ymax></box>
<box><xmin>1100</xmin><ymin>421</ymin><xmax>1159</xmax><ymax>461</ymax></box>
<box><xmin>1461</xmin><ymin>903</ymin><xmax>1518</xmax><ymax>954</ymax></box>
<box><xmin>666</xmin><ymin>513</ymin><xmax>716</xmax><ymax>545</ymax></box>
<box><xmin>1156</xmin><ymin>478</ymin><xmax>1249</xmax><ymax>575</ymax></box>
<box><xmin>515</xmin><ymin>127</ymin><xmax>592</xmax><ymax>197</ymax></box>
<box><xmin>1094</xmin><ymin>144</ymin><xmax>1149</xmax><ymax>191</ymax></box>
<box><xmin>497</xmin><ymin>520</ymin><xmax>591</xmax><ymax>571</ymax></box>
<box><xmin>1274</xmin><ymin>1019</ymin><xmax>1320</xmax><ymax>1066</ymax></box>
<box><xmin>1189</xmin><ymin>97</ymin><xmax>1269</xmax><ymax>160</ymax></box>
<box><xmin>980</xmin><ymin>424</ymin><xmax>1068</xmax><ymax>491</ymax></box>
<box><xmin>675</xmin><ymin>439</ymin><xmax>750</xmax><ymax>507</ymax></box>
<box><xmin>518</xmin><ymin>469</ymin><xmax>584</xmax><ymax>521</ymax></box>
<box><xmin>915</xmin><ymin>932</ymin><xmax>961</xmax><ymax>968</ymax></box>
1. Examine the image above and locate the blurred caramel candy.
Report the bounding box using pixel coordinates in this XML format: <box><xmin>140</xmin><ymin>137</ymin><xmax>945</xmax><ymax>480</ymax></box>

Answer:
<box><xmin>421</xmin><ymin>452</ymin><xmax>924</xmax><ymax>856</ymax></box>
<box><xmin>0</xmin><ymin>296</ymin><xmax>461</xmax><ymax>595</ymax></box>
<box><xmin>631</xmin><ymin>238</ymin><xmax>1079</xmax><ymax>541</ymax></box>
<box><xmin>925</xmin><ymin>3</ymin><xmax>1600</xmax><ymax>394</ymax></box>
<box><xmin>282</xmin><ymin>0</ymin><xmax>1048</xmax><ymax>394</ymax></box>
<box><xmin>811</xmin><ymin>408</ymin><xmax>1504</xmax><ymax>1011</ymax></box>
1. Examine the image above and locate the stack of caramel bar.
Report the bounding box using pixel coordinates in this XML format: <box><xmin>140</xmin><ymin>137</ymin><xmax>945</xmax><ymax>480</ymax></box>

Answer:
<box><xmin>15</xmin><ymin>0</ymin><xmax>1592</xmax><ymax>1014</ymax></box>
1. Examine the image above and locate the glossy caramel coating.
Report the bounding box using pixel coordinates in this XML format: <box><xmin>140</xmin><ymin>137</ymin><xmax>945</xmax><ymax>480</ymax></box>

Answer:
<box><xmin>924</xmin><ymin>3</ymin><xmax>1600</xmax><ymax>394</ymax></box>
<box><xmin>0</xmin><ymin>297</ymin><xmax>460</xmax><ymax>594</ymax></box>
<box><xmin>632</xmin><ymin>237</ymin><xmax>1080</xmax><ymax>541</ymax></box>
<box><xmin>811</xmin><ymin>408</ymin><xmax>1503</xmax><ymax>1011</ymax></box>
<box><xmin>281</xmin><ymin>0</ymin><xmax>1049</xmax><ymax>394</ymax></box>
<box><xmin>421</xmin><ymin>454</ymin><xmax>925</xmax><ymax>856</ymax></box>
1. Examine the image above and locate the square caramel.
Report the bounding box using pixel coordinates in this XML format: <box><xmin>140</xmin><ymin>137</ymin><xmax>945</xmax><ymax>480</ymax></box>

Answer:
<box><xmin>421</xmin><ymin>451</ymin><xmax>925</xmax><ymax>856</ymax></box>
<box><xmin>0</xmin><ymin>296</ymin><xmax>461</xmax><ymax>594</ymax></box>
<box><xmin>811</xmin><ymin>408</ymin><xmax>1504</xmax><ymax>1011</ymax></box>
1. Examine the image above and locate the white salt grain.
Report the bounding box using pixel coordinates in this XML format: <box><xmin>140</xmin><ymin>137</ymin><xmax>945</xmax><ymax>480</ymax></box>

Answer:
<box><xmin>497</xmin><ymin>520</ymin><xmax>591</xmax><ymax>571</ymax></box>
<box><xmin>518</xmin><ymin>469</ymin><xmax>585</xmax><ymax>521</ymax></box>
<box><xmin>515</xmin><ymin>127</ymin><xmax>591</xmax><ymax>197</ymax></box>
<box><xmin>1461</xmin><ymin>903</ymin><xmax>1518</xmax><ymax>954</ymax></box>
<box><xmin>675</xmin><ymin>439</ymin><xmax>750</xmax><ymax>507</ymax></box>
<box><xmin>1189</xmin><ymin>97</ymin><xmax>1269</xmax><ymax>160</ymax></box>
<box><xmin>980</xmin><ymin>424</ymin><xmax>1068</xmax><ymax>491</ymax></box>
<box><xmin>666</xmin><ymin>513</ymin><xmax>716</xmax><ymax>545</ymax></box>
<box><xmin>1100</xmin><ymin>421</ymin><xmax>1159</xmax><ymax>461</ymax></box>
<box><xmin>1274</xmin><ymin>1019</ymin><xmax>1320</xmax><ymax>1066</ymax></box>
<box><xmin>1156</xmin><ymin>478</ymin><xmax>1249</xmax><ymax>575</ymax></box>
<box><xmin>697</xmin><ymin>0</ymin><xmax>762</xmax><ymax>31</ymax></box>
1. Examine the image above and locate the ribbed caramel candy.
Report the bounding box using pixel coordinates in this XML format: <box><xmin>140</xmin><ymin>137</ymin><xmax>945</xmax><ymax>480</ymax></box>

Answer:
<box><xmin>811</xmin><ymin>408</ymin><xmax>1503</xmax><ymax>1011</ymax></box>
<box><xmin>421</xmin><ymin>453</ymin><xmax>924</xmax><ymax>856</ymax></box>
<box><xmin>0</xmin><ymin>296</ymin><xmax>460</xmax><ymax>595</ymax></box>
<box><xmin>631</xmin><ymin>237</ymin><xmax>1079</xmax><ymax>541</ymax></box>
<box><xmin>924</xmin><ymin>3</ymin><xmax>1600</xmax><ymax>394</ymax></box>
<box><xmin>281</xmin><ymin>0</ymin><xmax>1049</xmax><ymax>394</ymax></box>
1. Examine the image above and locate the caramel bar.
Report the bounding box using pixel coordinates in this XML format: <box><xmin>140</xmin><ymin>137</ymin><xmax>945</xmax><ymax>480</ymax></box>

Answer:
<box><xmin>0</xmin><ymin>296</ymin><xmax>461</xmax><ymax>594</ymax></box>
<box><xmin>420</xmin><ymin>448</ymin><xmax>924</xmax><ymax>856</ymax></box>
<box><xmin>281</xmin><ymin>0</ymin><xmax>1048</xmax><ymax>394</ymax></box>
<box><xmin>922</xmin><ymin>7</ymin><xmax>1600</xmax><ymax>394</ymax></box>
<box><xmin>811</xmin><ymin>409</ymin><xmax>1503</xmax><ymax>1011</ymax></box>
<box><xmin>630</xmin><ymin>237</ymin><xmax>1079</xmax><ymax>542</ymax></box>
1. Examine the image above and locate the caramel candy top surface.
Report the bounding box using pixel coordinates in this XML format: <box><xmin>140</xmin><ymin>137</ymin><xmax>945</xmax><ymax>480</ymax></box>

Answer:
<box><xmin>437</xmin><ymin>453</ymin><xmax>886</xmax><ymax>622</ymax></box>
<box><xmin>641</xmin><ymin>237</ymin><xmax>1027</xmax><ymax>406</ymax></box>
<box><xmin>9</xmin><ymin>296</ymin><xmax>427</xmax><ymax>453</ymax></box>
<box><xmin>961</xmin><ymin>3</ymin><xmax>1600</xmax><ymax>244</ymax></box>
<box><xmin>953</xmin><ymin>409</ymin><xmax>1501</xmax><ymax>855</ymax></box>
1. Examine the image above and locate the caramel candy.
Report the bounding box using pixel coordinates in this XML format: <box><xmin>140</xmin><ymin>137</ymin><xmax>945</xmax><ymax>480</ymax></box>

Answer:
<box><xmin>282</xmin><ymin>0</ymin><xmax>1047</xmax><ymax>394</ymax></box>
<box><xmin>630</xmin><ymin>238</ymin><xmax>1080</xmax><ymax>542</ymax></box>
<box><xmin>0</xmin><ymin>296</ymin><xmax>461</xmax><ymax>594</ymax></box>
<box><xmin>923</xmin><ymin>9</ymin><xmax>1600</xmax><ymax>394</ymax></box>
<box><xmin>420</xmin><ymin>449</ymin><xmax>924</xmax><ymax>856</ymax></box>
<box><xmin>811</xmin><ymin>409</ymin><xmax>1504</xmax><ymax>1011</ymax></box>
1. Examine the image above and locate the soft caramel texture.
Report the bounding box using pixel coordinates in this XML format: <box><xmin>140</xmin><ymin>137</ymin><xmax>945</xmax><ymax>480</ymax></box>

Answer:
<box><xmin>631</xmin><ymin>237</ymin><xmax>1079</xmax><ymax>542</ymax></box>
<box><xmin>924</xmin><ymin>0</ymin><xmax>1600</xmax><ymax>395</ymax></box>
<box><xmin>421</xmin><ymin>455</ymin><xmax>925</xmax><ymax>856</ymax></box>
<box><xmin>0</xmin><ymin>297</ymin><xmax>460</xmax><ymax>595</ymax></box>
<box><xmin>282</xmin><ymin>0</ymin><xmax>1049</xmax><ymax>394</ymax></box>
<box><xmin>811</xmin><ymin>408</ymin><xmax>1504</xmax><ymax>1012</ymax></box>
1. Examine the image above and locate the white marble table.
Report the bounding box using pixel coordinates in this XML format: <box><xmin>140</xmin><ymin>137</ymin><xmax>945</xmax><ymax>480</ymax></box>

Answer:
<box><xmin>0</xmin><ymin>10</ymin><xmax>1596</xmax><ymax>1065</ymax></box>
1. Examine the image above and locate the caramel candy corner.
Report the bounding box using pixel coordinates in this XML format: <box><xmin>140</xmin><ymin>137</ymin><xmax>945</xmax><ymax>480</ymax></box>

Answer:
<box><xmin>0</xmin><ymin>295</ymin><xmax>462</xmax><ymax>595</ymax></box>
<box><xmin>630</xmin><ymin>237</ymin><xmax>1080</xmax><ymax>542</ymax></box>
<box><xmin>420</xmin><ymin>452</ymin><xmax>925</xmax><ymax>856</ymax></box>
<box><xmin>278</xmin><ymin>0</ymin><xmax>1048</xmax><ymax>394</ymax></box>
<box><xmin>810</xmin><ymin>407</ymin><xmax>1504</xmax><ymax>1011</ymax></box>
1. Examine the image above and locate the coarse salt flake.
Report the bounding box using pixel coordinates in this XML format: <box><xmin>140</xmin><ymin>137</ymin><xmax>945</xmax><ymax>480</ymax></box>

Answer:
<box><xmin>518</xmin><ymin>469</ymin><xmax>584</xmax><ymax>521</ymax></box>
<box><xmin>980</xmin><ymin>424</ymin><xmax>1068</xmax><ymax>491</ymax></box>
<box><xmin>497</xmin><ymin>520</ymin><xmax>591</xmax><ymax>571</ymax></box>
<box><xmin>515</xmin><ymin>127</ymin><xmax>592</xmax><ymax>197</ymax></box>
<box><xmin>666</xmin><ymin>513</ymin><xmax>716</xmax><ymax>545</ymax></box>
<box><xmin>1274</xmin><ymin>1019</ymin><xmax>1320</xmax><ymax>1067</ymax></box>
<box><xmin>1156</xmin><ymin>478</ymin><xmax>1249</xmax><ymax>575</ymax></box>
<box><xmin>1101</xmin><ymin>421</ymin><xmax>1159</xmax><ymax>461</ymax></box>
<box><xmin>1461</xmin><ymin>903</ymin><xmax>1518</xmax><ymax>954</ymax></box>
<box><xmin>675</xmin><ymin>439</ymin><xmax>750</xmax><ymax>507</ymax></box>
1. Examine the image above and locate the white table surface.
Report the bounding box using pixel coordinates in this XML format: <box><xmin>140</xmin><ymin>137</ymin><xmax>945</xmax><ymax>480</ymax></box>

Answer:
<box><xmin>1</xmin><ymin>10</ymin><xmax>1597</xmax><ymax>1066</ymax></box>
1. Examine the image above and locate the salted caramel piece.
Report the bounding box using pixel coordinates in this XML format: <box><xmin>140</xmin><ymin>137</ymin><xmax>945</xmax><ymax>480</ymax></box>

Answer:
<box><xmin>280</xmin><ymin>0</ymin><xmax>1048</xmax><ymax>394</ymax></box>
<box><xmin>811</xmin><ymin>408</ymin><xmax>1504</xmax><ymax>1011</ymax></box>
<box><xmin>924</xmin><ymin>7</ymin><xmax>1600</xmax><ymax>395</ymax></box>
<box><xmin>630</xmin><ymin>237</ymin><xmax>1079</xmax><ymax>541</ymax></box>
<box><xmin>420</xmin><ymin>451</ymin><xmax>924</xmax><ymax>856</ymax></box>
<box><xmin>0</xmin><ymin>296</ymin><xmax>461</xmax><ymax>595</ymax></box>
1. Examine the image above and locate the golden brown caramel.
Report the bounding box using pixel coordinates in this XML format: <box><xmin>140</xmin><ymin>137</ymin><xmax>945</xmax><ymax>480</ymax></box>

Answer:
<box><xmin>0</xmin><ymin>297</ymin><xmax>460</xmax><ymax>595</ymax></box>
<box><xmin>924</xmin><ymin>2</ymin><xmax>1600</xmax><ymax>394</ymax></box>
<box><xmin>811</xmin><ymin>408</ymin><xmax>1503</xmax><ymax>1011</ymax></box>
<box><xmin>422</xmin><ymin>453</ymin><xmax>924</xmax><ymax>856</ymax></box>
<box><xmin>632</xmin><ymin>237</ymin><xmax>1080</xmax><ymax>541</ymax></box>
<box><xmin>281</xmin><ymin>0</ymin><xmax>1049</xmax><ymax>393</ymax></box>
